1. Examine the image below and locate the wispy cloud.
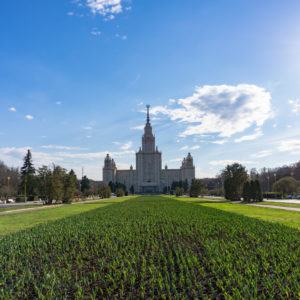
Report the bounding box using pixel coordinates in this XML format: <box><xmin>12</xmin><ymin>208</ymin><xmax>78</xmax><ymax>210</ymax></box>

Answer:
<box><xmin>234</xmin><ymin>128</ymin><xmax>263</xmax><ymax>143</ymax></box>
<box><xmin>9</xmin><ymin>107</ymin><xmax>16</xmax><ymax>112</ymax></box>
<box><xmin>25</xmin><ymin>115</ymin><xmax>34</xmax><ymax>120</ymax></box>
<box><xmin>41</xmin><ymin>145</ymin><xmax>88</xmax><ymax>151</ymax></box>
<box><xmin>121</xmin><ymin>141</ymin><xmax>132</xmax><ymax>150</ymax></box>
<box><xmin>179</xmin><ymin>145</ymin><xmax>200</xmax><ymax>151</ymax></box>
<box><xmin>56</xmin><ymin>101</ymin><xmax>62</xmax><ymax>105</ymax></box>
<box><xmin>251</xmin><ymin>150</ymin><xmax>272</xmax><ymax>158</ymax></box>
<box><xmin>150</xmin><ymin>84</ymin><xmax>272</xmax><ymax>138</ymax></box>
<box><xmin>212</xmin><ymin>139</ymin><xmax>228</xmax><ymax>144</ymax></box>
<box><xmin>91</xmin><ymin>28</ymin><xmax>101</xmax><ymax>36</ymax></box>
<box><xmin>131</xmin><ymin>125</ymin><xmax>144</xmax><ymax>131</ymax></box>
<box><xmin>289</xmin><ymin>99</ymin><xmax>300</xmax><ymax>115</ymax></box>
<box><xmin>115</xmin><ymin>33</ymin><xmax>127</xmax><ymax>40</ymax></box>
<box><xmin>209</xmin><ymin>160</ymin><xmax>256</xmax><ymax>166</ymax></box>
<box><xmin>83</xmin><ymin>125</ymin><xmax>93</xmax><ymax>130</ymax></box>
<box><xmin>278</xmin><ymin>140</ymin><xmax>300</xmax><ymax>154</ymax></box>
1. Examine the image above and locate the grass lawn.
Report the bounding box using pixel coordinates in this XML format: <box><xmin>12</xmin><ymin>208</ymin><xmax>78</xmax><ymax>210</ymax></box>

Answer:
<box><xmin>0</xmin><ymin>205</ymin><xmax>41</xmax><ymax>213</ymax></box>
<box><xmin>0</xmin><ymin>196</ymin><xmax>298</xmax><ymax>299</ymax></box>
<box><xmin>0</xmin><ymin>197</ymin><xmax>128</xmax><ymax>236</ymax></box>
<box><xmin>256</xmin><ymin>201</ymin><xmax>300</xmax><ymax>208</ymax></box>
<box><xmin>177</xmin><ymin>199</ymin><xmax>300</xmax><ymax>229</ymax></box>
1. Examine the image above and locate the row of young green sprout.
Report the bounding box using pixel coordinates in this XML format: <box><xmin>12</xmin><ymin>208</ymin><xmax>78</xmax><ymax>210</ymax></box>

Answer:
<box><xmin>0</xmin><ymin>196</ymin><xmax>299</xmax><ymax>299</ymax></box>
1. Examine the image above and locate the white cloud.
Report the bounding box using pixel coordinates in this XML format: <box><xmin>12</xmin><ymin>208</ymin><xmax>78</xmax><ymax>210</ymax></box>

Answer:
<box><xmin>56</xmin><ymin>101</ymin><xmax>62</xmax><ymax>105</ymax></box>
<box><xmin>67</xmin><ymin>12</ymin><xmax>74</xmax><ymax>16</ymax></box>
<box><xmin>85</xmin><ymin>0</ymin><xmax>123</xmax><ymax>16</ymax></box>
<box><xmin>169</xmin><ymin>99</ymin><xmax>176</xmax><ymax>105</ymax></box>
<box><xmin>180</xmin><ymin>145</ymin><xmax>200</xmax><ymax>151</ymax></box>
<box><xmin>104</xmin><ymin>15</ymin><xmax>115</xmax><ymax>21</ymax></box>
<box><xmin>212</xmin><ymin>139</ymin><xmax>228</xmax><ymax>144</ymax></box>
<box><xmin>251</xmin><ymin>150</ymin><xmax>272</xmax><ymax>158</ymax></box>
<box><xmin>209</xmin><ymin>160</ymin><xmax>256</xmax><ymax>166</ymax></box>
<box><xmin>91</xmin><ymin>30</ymin><xmax>101</xmax><ymax>36</ymax></box>
<box><xmin>41</xmin><ymin>145</ymin><xmax>88</xmax><ymax>151</ymax></box>
<box><xmin>56</xmin><ymin>150</ymin><xmax>135</xmax><ymax>159</ymax></box>
<box><xmin>0</xmin><ymin>147</ymin><xmax>64</xmax><ymax>167</ymax></box>
<box><xmin>131</xmin><ymin>125</ymin><xmax>144</xmax><ymax>131</ymax></box>
<box><xmin>115</xmin><ymin>33</ymin><xmax>127</xmax><ymax>40</ymax></box>
<box><xmin>83</xmin><ymin>125</ymin><xmax>93</xmax><ymax>130</ymax></box>
<box><xmin>9</xmin><ymin>107</ymin><xmax>16</xmax><ymax>112</ymax></box>
<box><xmin>234</xmin><ymin>128</ymin><xmax>263</xmax><ymax>143</ymax></box>
<box><xmin>278</xmin><ymin>140</ymin><xmax>300</xmax><ymax>154</ymax></box>
<box><xmin>25</xmin><ymin>115</ymin><xmax>34</xmax><ymax>120</ymax></box>
<box><xmin>150</xmin><ymin>84</ymin><xmax>272</xmax><ymax>138</ymax></box>
<box><xmin>113</xmin><ymin>141</ymin><xmax>120</xmax><ymax>145</ymax></box>
<box><xmin>289</xmin><ymin>99</ymin><xmax>300</xmax><ymax>115</ymax></box>
<box><xmin>121</xmin><ymin>141</ymin><xmax>132</xmax><ymax>150</ymax></box>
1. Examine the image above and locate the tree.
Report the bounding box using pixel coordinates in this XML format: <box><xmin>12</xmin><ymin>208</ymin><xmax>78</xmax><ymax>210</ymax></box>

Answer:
<box><xmin>63</xmin><ymin>169</ymin><xmax>77</xmax><ymax>203</ymax></box>
<box><xmin>98</xmin><ymin>184</ymin><xmax>111</xmax><ymax>199</ymax></box>
<box><xmin>37</xmin><ymin>166</ymin><xmax>53</xmax><ymax>204</ymax></box>
<box><xmin>116</xmin><ymin>188</ymin><xmax>124</xmax><ymax>197</ymax></box>
<box><xmin>51</xmin><ymin>165</ymin><xmax>65</xmax><ymax>202</ymax></box>
<box><xmin>81</xmin><ymin>176</ymin><xmax>90</xmax><ymax>195</ymax></box>
<box><xmin>189</xmin><ymin>179</ymin><xmax>205</xmax><ymax>198</ymax></box>
<box><xmin>222</xmin><ymin>163</ymin><xmax>248</xmax><ymax>201</ymax></box>
<box><xmin>20</xmin><ymin>150</ymin><xmax>36</xmax><ymax>197</ymax></box>
<box><xmin>242</xmin><ymin>181</ymin><xmax>251</xmax><ymax>202</ymax></box>
<box><xmin>130</xmin><ymin>185</ymin><xmax>135</xmax><ymax>195</ymax></box>
<box><xmin>175</xmin><ymin>187</ymin><xmax>184</xmax><ymax>196</ymax></box>
<box><xmin>242</xmin><ymin>180</ymin><xmax>263</xmax><ymax>202</ymax></box>
<box><xmin>0</xmin><ymin>161</ymin><xmax>20</xmax><ymax>199</ymax></box>
<box><xmin>273</xmin><ymin>177</ymin><xmax>300</xmax><ymax>196</ymax></box>
<box><xmin>183</xmin><ymin>179</ymin><xmax>189</xmax><ymax>193</ymax></box>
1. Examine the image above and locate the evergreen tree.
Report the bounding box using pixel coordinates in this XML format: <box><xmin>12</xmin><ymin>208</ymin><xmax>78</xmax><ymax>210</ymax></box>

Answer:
<box><xmin>189</xmin><ymin>179</ymin><xmax>205</xmax><ymax>198</ymax></box>
<box><xmin>242</xmin><ymin>181</ymin><xmax>251</xmax><ymax>202</ymax></box>
<box><xmin>130</xmin><ymin>185</ymin><xmax>135</xmax><ymax>195</ymax></box>
<box><xmin>81</xmin><ymin>176</ymin><xmax>90</xmax><ymax>194</ymax></box>
<box><xmin>20</xmin><ymin>149</ymin><xmax>36</xmax><ymax>197</ymax></box>
<box><xmin>222</xmin><ymin>163</ymin><xmax>248</xmax><ymax>201</ymax></box>
<box><xmin>63</xmin><ymin>169</ymin><xmax>77</xmax><ymax>203</ymax></box>
<box><xmin>254</xmin><ymin>179</ymin><xmax>263</xmax><ymax>202</ymax></box>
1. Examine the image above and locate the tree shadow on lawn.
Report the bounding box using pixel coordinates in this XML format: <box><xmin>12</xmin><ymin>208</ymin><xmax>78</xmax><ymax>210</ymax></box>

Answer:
<box><xmin>184</xmin><ymin>200</ymin><xmax>228</xmax><ymax>204</ymax></box>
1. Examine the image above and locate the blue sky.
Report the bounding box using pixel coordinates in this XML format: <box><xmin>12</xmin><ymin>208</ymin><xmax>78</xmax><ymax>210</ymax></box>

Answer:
<box><xmin>1</xmin><ymin>0</ymin><xmax>300</xmax><ymax>180</ymax></box>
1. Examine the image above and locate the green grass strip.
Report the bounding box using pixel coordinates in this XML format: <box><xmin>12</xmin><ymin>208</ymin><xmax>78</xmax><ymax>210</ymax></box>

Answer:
<box><xmin>179</xmin><ymin>200</ymin><xmax>300</xmax><ymax>229</ymax></box>
<box><xmin>256</xmin><ymin>201</ymin><xmax>300</xmax><ymax>208</ymax></box>
<box><xmin>0</xmin><ymin>205</ymin><xmax>40</xmax><ymax>213</ymax></box>
<box><xmin>0</xmin><ymin>197</ymin><xmax>129</xmax><ymax>236</ymax></box>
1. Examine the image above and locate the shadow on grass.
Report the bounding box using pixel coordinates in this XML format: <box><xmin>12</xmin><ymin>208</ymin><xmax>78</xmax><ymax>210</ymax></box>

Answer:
<box><xmin>184</xmin><ymin>200</ymin><xmax>227</xmax><ymax>204</ymax></box>
<box><xmin>83</xmin><ymin>201</ymin><xmax>117</xmax><ymax>205</ymax></box>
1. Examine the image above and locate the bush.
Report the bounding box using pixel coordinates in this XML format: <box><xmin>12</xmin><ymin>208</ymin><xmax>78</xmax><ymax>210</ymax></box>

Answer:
<box><xmin>116</xmin><ymin>188</ymin><xmax>124</xmax><ymax>197</ymax></box>
<box><xmin>242</xmin><ymin>180</ymin><xmax>263</xmax><ymax>202</ymax></box>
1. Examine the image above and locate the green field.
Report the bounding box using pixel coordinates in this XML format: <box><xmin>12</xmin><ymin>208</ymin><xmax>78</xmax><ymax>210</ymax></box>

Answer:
<box><xmin>0</xmin><ymin>205</ymin><xmax>40</xmax><ymax>213</ymax></box>
<box><xmin>256</xmin><ymin>201</ymin><xmax>300</xmax><ymax>208</ymax></box>
<box><xmin>0</xmin><ymin>198</ymin><xmax>128</xmax><ymax>236</ymax></box>
<box><xmin>176</xmin><ymin>197</ymin><xmax>300</xmax><ymax>229</ymax></box>
<box><xmin>0</xmin><ymin>196</ymin><xmax>299</xmax><ymax>299</ymax></box>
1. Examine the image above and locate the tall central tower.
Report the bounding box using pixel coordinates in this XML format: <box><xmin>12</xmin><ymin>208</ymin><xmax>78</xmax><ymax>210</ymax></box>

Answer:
<box><xmin>136</xmin><ymin>105</ymin><xmax>162</xmax><ymax>193</ymax></box>
<box><xmin>142</xmin><ymin>105</ymin><xmax>155</xmax><ymax>153</ymax></box>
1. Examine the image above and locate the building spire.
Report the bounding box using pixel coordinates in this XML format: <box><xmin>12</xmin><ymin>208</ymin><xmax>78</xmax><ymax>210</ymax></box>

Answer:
<box><xmin>146</xmin><ymin>104</ymin><xmax>150</xmax><ymax>124</ymax></box>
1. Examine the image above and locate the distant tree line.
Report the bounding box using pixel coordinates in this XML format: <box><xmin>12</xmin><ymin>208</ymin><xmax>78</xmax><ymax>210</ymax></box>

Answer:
<box><xmin>0</xmin><ymin>150</ymin><xmax>112</xmax><ymax>203</ymax></box>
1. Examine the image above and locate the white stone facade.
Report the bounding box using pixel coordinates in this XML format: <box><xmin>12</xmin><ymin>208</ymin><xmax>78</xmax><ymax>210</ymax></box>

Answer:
<box><xmin>103</xmin><ymin>105</ymin><xmax>195</xmax><ymax>193</ymax></box>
